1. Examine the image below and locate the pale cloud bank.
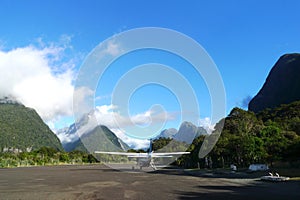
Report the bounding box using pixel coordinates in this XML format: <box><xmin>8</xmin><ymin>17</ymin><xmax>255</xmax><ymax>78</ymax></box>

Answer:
<box><xmin>0</xmin><ymin>43</ymin><xmax>75</xmax><ymax>126</ymax></box>
<box><xmin>64</xmin><ymin>104</ymin><xmax>175</xmax><ymax>149</ymax></box>
<box><xmin>198</xmin><ymin>117</ymin><xmax>215</xmax><ymax>134</ymax></box>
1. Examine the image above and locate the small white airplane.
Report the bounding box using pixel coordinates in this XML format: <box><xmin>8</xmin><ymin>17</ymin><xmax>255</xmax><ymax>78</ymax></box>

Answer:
<box><xmin>261</xmin><ymin>172</ymin><xmax>290</xmax><ymax>182</ymax></box>
<box><xmin>94</xmin><ymin>139</ymin><xmax>190</xmax><ymax>170</ymax></box>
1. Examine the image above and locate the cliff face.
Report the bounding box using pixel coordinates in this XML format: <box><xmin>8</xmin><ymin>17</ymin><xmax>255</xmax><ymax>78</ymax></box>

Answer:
<box><xmin>249</xmin><ymin>53</ymin><xmax>300</xmax><ymax>113</ymax></box>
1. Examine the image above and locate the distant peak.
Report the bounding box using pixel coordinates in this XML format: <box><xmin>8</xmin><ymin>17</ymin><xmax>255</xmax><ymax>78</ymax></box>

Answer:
<box><xmin>181</xmin><ymin>121</ymin><xmax>194</xmax><ymax>126</ymax></box>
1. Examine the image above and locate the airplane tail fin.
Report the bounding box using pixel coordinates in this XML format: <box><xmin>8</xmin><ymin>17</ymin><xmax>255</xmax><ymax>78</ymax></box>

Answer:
<box><xmin>149</xmin><ymin>139</ymin><xmax>153</xmax><ymax>153</ymax></box>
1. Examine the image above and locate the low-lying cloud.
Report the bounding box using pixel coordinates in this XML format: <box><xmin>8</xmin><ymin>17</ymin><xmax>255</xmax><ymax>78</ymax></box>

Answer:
<box><xmin>66</xmin><ymin>105</ymin><xmax>176</xmax><ymax>149</ymax></box>
<box><xmin>240</xmin><ymin>95</ymin><xmax>252</xmax><ymax>109</ymax></box>
<box><xmin>0</xmin><ymin>44</ymin><xmax>75</xmax><ymax>126</ymax></box>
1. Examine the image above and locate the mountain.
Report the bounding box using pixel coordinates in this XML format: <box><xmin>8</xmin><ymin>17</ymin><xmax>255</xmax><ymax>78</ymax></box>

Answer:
<box><xmin>80</xmin><ymin>125</ymin><xmax>130</xmax><ymax>153</ymax></box>
<box><xmin>56</xmin><ymin>123</ymin><xmax>79</xmax><ymax>147</ymax></box>
<box><xmin>61</xmin><ymin>119</ymin><xmax>208</xmax><ymax>152</ymax></box>
<box><xmin>0</xmin><ymin>100</ymin><xmax>63</xmax><ymax>152</ymax></box>
<box><xmin>157</xmin><ymin>128</ymin><xmax>177</xmax><ymax>139</ymax></box>
<box><xmin>249</xmin><ymin>53</ymin><xmax>300</xmax><ymax>113</ymax></box>
<box><xmin>156</xmin><ymin>122</ymin><xmax>207</xmax><ymax>143</ymax></box>
<box><xmin>174</xmin><ymin>121</ymin><xmax>207</xmax><ymax>143</ymax></box>
<box><xmin>59</xmin><ymin>120</ymin><xmax>130</xmax><ymax>152</ymax></box>
<box><xmin>56</xmin><ymin>112</ymin><xmax>95</xmax><ymax>149</ymax></box>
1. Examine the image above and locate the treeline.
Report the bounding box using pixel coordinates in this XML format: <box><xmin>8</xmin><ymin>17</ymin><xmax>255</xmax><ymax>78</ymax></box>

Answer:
<box><xmin>2</xmin><ymin>101</ymin><xmax>299</xmax><ymax>169</ymax></box>
<box><xmin>170</xmin><ymin>101</ymin><xmax>300</xmax><ymax>169</ymax></box>
<box><xmin>0</xmin><ymin>147</ymin><xmax>98</xmax><ymax>168</ymax></box>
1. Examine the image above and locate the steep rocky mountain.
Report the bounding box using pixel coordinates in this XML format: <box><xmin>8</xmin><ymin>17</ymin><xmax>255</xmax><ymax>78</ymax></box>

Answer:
<box><xmin>249</xmin><ymin>53</ymin><xmax>300</xmax><ymax>113</ymax></box>
<box><xmin>80</xmin><ymin>125</ymin><xmax>130</xmax><ymax>153</ymax></box>
<box><xmin>156</xmin><ymin>122</ymin><xmax>207</xmax><ymax>143</ymax></box>
<box><xmin>157</xmin><ymin>128</ymin><xmax>178</xmax><ymax>139</ymax></box>
<box><xmin>56</xmin><ymin>112</ymin><xmax>96</xmax><ymax>149</ymax></box>
<box><xmin>56</xmin><ymin>123</ymin><xmax>79</xmax><ymax>148</ymax></box>
<box><xmin>0</xmin><ymin>100</ymin><xmax>63</xmax><ymax>152</ymax></box>
<box><xmin>174</xmin><ymin>121</ymin><xmax>207</xmax><ymax>143</ymax></box>
<box><xmin>60</xmin><ymin>121</ymin><xmax>130</xmax><ymax>152</ymax></box>
<box><xmin>62</xmin><ymin>120</ymin><xmax>208</xmax><ymax>151</ymax></box>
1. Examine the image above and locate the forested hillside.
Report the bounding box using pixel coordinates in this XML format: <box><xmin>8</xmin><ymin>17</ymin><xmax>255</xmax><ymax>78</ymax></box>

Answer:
<box><xmin>175</xmin><ymin>101</ymin><xmax>300</xmax><ymax>168</ymax></box>
<box><xmin>0</xmin><ymin>102</ymin><xmax>63</xmax><ymax>152</ymax></box>
<box><xmin>63</xmin><ymin>125</ymin><xmax>130</xmax><ymax>152</ymax></box>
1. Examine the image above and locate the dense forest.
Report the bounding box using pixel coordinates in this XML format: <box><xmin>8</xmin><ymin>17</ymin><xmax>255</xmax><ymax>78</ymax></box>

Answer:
<box><xmin>171</xmin><ymin>101</ymin><xmax>300</xmax><ymax>169</ymax></box>
<box><xmin>0</xmin><ymin>102</ymin><xmax>63</xmax><ymax>151</ymax></box>
<box><xmin>0</xmin><ymin>147</ymin><xmax>98</xmax><ymax>168</ymax></box>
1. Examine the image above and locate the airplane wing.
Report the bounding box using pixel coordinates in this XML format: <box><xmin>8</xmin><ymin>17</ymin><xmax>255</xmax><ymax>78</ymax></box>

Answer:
<box><xmin>94</xmin><ymin>151</ymin><xmax>149</xmax><ymax>158</ymax></box>
<box><xmin>94</xmin><ymin>151</ymin><xmax>190</xmax><ymax>158</ymax></box>
<box><xmin>94</xmin><ymin>139</ymin><xmax>190</xmax><ymax>158</ymax></box>
<box><xmin>151</xmin><ymin>152</ymin><xmax>190</xmax><ymax>157</ymax></box>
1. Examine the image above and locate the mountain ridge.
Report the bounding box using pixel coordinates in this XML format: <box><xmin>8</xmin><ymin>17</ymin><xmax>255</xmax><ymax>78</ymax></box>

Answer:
<box><xmin>59</xmin><ymin>122</ymin><xmax>130</xmax><ymax>152</ymax></box>
<box><xmin>60</xmin><ymin>119</ymin><xmax>209</xmax><ymax>151</ymax></box>
<box><xmin>249</xmin><ymin>53</ymin><xmax>300</xmax><ymax>112</ymax></box>
<box><xmin>0</xmin><ymin>101</ymin><xmax>63</xmax><ymax>152</ymax></box>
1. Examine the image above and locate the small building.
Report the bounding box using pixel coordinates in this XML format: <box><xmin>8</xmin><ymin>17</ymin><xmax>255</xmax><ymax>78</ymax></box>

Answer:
<box><xmin>230</xmin><ymin>164</ymin><xmax>237</xmax><ymax>171</ymax></box>
<box><xmin>249</xmin><ymin>164</ymin><xmax>269</xmax><ymax>171</ymax></box>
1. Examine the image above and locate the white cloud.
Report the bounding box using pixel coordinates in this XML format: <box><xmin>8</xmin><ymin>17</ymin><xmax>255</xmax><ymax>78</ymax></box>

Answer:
<box><xmin>73</xmin><ymin>86</ymin><xmax>94</xmax><ymax>119</ymax></box>
<box><xmin>111</xmin><ymin>128</ymin><xmax>150</xmax><ymax>150</ymax></box>
<box><xmin>0</xmin><ymin>43</ymin><xmax>75</xmax><ymax>126</ymax></box>
<box><xmin>93</xmin><ymin>39</ymin><xmax>123</xmax><ymax>62</ymax></box>
<box><xmin>104</xmin><ymin>40</ymin><xmax>123</xmax><ymax>56</ymax></box>
<box><xmin>198</xmin><ymin>117</ymin><xmax>215</xmax><ymax>134</ymax></box>
<box><xmin>94</xmin><ymin>105</ymin><xmax>177</xmax><ymax>149</ymax></box>
<box><xmin>95</xmin><ymin>94</ymin><xmax>111</xmax><ymax>101</ymax></box>
<box><xmin>93</xmin><ymin>105</ymin><xmax>176</xmax><ymax>129</ymax></box>
<box><xmin>71</xmin><ymin>104</ymin><xmax>176</xmax><ymax>149</ymax></box>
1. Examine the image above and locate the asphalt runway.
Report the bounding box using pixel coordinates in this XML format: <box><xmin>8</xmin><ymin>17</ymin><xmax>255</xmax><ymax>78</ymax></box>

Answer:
<box><xmin>0</xmin><ymin>165</ymin><xmax>299</xmax><ymax>200</ymax></box>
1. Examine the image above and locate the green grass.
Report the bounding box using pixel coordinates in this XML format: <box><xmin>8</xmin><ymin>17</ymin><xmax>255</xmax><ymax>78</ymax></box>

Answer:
<box><xmin>290</xmin><ymin>177</ymin><xmax>300</xmax><ymax>181</ymax></box>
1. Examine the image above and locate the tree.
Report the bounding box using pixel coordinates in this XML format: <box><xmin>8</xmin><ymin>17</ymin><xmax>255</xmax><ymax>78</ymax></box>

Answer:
<box><xmin>260</xmin><ymin>123</ymin><xmax>288</xmax><ymax>166</ymax></box>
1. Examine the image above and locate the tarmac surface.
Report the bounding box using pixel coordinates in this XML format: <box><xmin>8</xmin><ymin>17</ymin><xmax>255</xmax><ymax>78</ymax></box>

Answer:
<box><xmin>0</xmin><ymin>164</ymin><xmax>299</xmax><ymax>200</ymax></box>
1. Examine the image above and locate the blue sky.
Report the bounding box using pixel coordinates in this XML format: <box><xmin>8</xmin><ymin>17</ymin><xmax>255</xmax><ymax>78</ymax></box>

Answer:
<box><xmin>1</xmin><ymin>0</ymin><xmax>300</xmax><ymax>139</ymax></box>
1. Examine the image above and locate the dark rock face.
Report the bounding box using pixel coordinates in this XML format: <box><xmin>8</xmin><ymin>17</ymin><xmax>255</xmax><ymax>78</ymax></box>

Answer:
<box><xmin>249</xmin><ymin>53</ymin><xmax>300</xmax><ymax>113</ymax></box>
<box><xmin>158</xmin><ymin>128</ymin><xmax>178</xmax><ymax>139</ymax></box>
<box><xmin>174</xmin><ymin>121</ymin><xmax>207</xmax><ymax>143</ymax></box>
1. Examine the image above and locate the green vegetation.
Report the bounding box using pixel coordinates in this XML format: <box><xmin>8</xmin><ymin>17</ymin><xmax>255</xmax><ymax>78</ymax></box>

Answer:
<box><xmin>172</xmin><ymin>101</ymin><xmax>300</xmax><ymax>169</ymax></box>
<box><xmin>64</xmin><ymin>125</ymin><xmax>130</xmax><ymax>152</ymax></box>
<box><xmin>0</xmin><ymin>147</ymin><xmax>98</xmax><ymax>168</ymax></box>
<box><xmin>0</xmin><ymin>103</ymin><xmax>63</xmax><ymax>151</ymax></box>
